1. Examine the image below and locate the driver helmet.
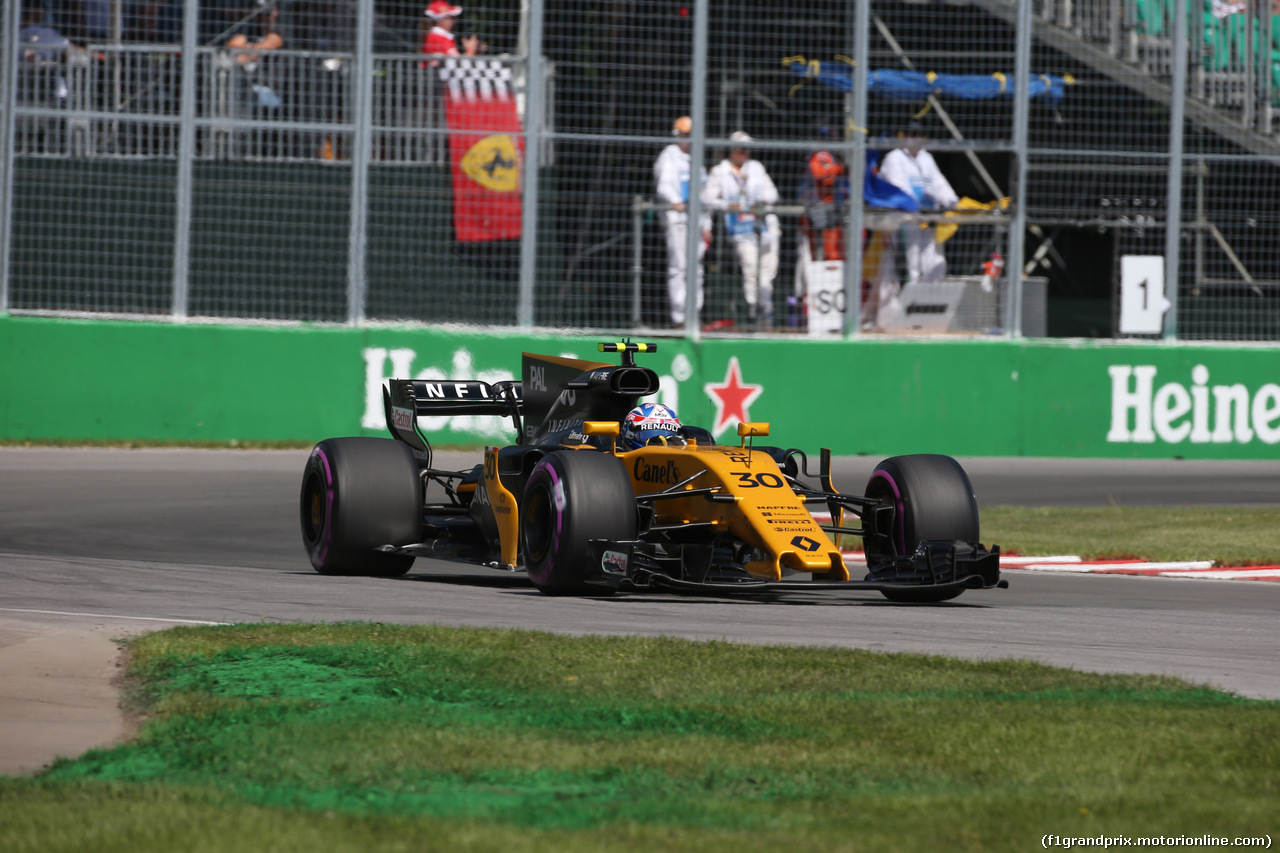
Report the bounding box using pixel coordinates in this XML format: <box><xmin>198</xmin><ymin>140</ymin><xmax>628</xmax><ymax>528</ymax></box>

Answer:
<box><xmin>622</xmin><ymin>402</ymin><xmax>685</xmax><ymax>449</ymax></box>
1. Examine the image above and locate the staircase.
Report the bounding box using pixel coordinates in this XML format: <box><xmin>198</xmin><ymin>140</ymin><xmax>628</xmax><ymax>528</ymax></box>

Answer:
<box><xmin>970</xmin><ymin>0</ymin><xmax>1280</xmax><ymax>155</ymax></box>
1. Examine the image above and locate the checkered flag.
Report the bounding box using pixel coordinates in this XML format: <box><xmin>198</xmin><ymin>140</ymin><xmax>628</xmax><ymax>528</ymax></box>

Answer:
<box><xmin>439</xmin><ymin>58</ymin><xmax>513</xmax><ymax>102</ymax></box>
<box><xmin>439</xmin><ymin>56</ymin><xmax>524</xmax><ymax>242</ymax></box>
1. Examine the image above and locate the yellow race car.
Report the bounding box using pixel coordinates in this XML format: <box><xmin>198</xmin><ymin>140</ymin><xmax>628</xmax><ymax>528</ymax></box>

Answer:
<box><xmin>300</xmin><ymin>343</ymin><xmax>1003</xmax><ymax>602</ymax></box>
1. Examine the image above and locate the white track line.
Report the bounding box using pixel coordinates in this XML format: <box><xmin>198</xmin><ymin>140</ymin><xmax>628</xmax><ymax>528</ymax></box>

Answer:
<box><xmin>1158</xmin><ymin>568</ymin><xmax>1280</xmax><ymax>580</ymax></box>
<box><xmin>0</xmin><ymin>607</ymin><xmax>229</xmax><ymax>625</ymax></box>
<box><xmin>1018</xmin><ymin>561</ymin><xmax>1216</xmax><ymax>572</ymax></box>
<box><xmin>1001</xmin><ymin>555</ymin><xmax>1083</xmax><ymax>566</ymax></box>
<box><xmin>843</xmin><ymin>549</ymin><xmax>1278</xmax><ymax>582</ymax></box>
<box><xmin>815</xmin><ymin>511</ymin><xmax>1273</xmax><ymax>582</ymax></box>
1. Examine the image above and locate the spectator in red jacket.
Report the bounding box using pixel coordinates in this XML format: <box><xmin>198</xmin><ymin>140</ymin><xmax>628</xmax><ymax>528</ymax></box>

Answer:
<box><xmin>421</xmin><ymin>1</ymin><xmax>483</xmax><ymax>58</ymax></box>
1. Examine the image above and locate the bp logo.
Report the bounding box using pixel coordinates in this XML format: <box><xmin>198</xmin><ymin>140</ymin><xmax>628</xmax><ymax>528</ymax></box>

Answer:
<box><xmin>791</xmin><ymin>536</ymin><xmax>821</xmax><ymax>552</ymax></box>
<box><xmin>461</xmin><ymin>134</ymin><xmax>519</xmax><ymax>192</ymax></box>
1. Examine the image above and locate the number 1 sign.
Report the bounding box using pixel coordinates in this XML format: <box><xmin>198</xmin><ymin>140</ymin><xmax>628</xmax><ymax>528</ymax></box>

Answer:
<box><xmin>1119</xmin><ymin>255</ymin><xmax>1168</xmax><ymax>335</ymax></box>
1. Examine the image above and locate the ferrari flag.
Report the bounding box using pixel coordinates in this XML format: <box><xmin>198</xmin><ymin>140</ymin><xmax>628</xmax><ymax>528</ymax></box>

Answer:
<box><xmin>440</xmin><ymin>58</ymin><xmax>524</xmax><ymax>242</ymax></box>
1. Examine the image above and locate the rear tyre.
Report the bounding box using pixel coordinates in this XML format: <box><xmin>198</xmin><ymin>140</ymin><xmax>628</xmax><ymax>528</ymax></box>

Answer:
<box><xmin>300</xmin><ymin>437</ymin><xmax>422</xmax><ymax>577</ymax></box>
<box><xmin>862</xmin><ymin>454</ymin><xmax>979</xmax><ymax>603</ymax></box>
<box><xmin>521</xmin><ymin>451</ymin><xmax>637</xmax><ymax>596</ymax></box>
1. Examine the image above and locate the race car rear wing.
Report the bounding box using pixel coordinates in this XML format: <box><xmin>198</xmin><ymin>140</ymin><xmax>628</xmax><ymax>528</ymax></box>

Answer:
<box><xmin>383</xmin><ymin>378</ymin><xmax>523</xmax><ymax>463</ymax></box>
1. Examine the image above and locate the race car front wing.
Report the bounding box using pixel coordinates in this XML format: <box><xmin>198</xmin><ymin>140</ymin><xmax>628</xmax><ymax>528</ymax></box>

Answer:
<box><xmin>585</xmin><ymin>538</ymin><xmax>1005</xmax><ymax>595</ymax></box>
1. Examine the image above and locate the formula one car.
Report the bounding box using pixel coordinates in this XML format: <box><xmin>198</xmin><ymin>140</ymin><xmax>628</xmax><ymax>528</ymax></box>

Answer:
<box><xmin>300</xmin><ymin>343</ymin><xmax>1003</xmax><ymax>601</ymax></box>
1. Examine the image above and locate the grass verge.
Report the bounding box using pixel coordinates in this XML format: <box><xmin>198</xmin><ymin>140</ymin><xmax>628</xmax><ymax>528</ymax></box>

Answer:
<box><xmin>2</xmin><ymin>624</ymin><xmax>1277</xmax><ymax>852</ymax></box>
<box><xmin>982</xmin><ymin>506</ymin><xmax>1280</xmax><ymax>564</ymax></box>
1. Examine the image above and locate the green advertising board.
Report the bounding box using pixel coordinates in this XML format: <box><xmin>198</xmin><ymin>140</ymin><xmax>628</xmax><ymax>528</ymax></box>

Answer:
<box><xmin>1018</xmin><ymin>340</ymin><xmax>1280</xmax><ymax>458</ymax></box>
<box><xmin>695</xmin><ymin>338</ymin><xmax>1280</xmax><ymax>460</ymax></box>
<box><xmin>1</xmin><ymin>315</ymin><xmax>1276</xmax><ymax>459</ymax></box>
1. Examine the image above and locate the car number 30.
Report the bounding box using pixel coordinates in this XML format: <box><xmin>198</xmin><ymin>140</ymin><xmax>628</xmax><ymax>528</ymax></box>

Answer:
<box><xmin>731</xmin><ymin>471</ymin><xmax>785</xmax><ymax>488</ymax></box>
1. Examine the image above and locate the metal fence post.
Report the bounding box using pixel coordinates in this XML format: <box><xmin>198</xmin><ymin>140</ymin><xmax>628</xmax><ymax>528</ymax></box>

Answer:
<box><xmin>844</xmin><ymin>0</ymin><xmax>870</xmax><ymax>338</ymax></box>
<box><xmin>632</xmin><ymin>196</ymin><xmax>644</xmax><ymax>327</ymax></box>
<box><xmin>518</xmin><ymin>0</ymin><xmax>545</xmax><ymax>328</ymax></box>
<box><xmin>1163</xmin><ymin>0</ymin><xmax>1188</xmax><ymax>341</ymax></box>
<box><xmin>1008</xmin><ymin>0</ymin><xmax>1034</xmax><ymax>338</ymax></box>
<box><xmin>0</xmin><ymin>0</ymin><xmax>21</xmax><ymax>315</ymax></box>
<box><xmin>171</xmin><ymin>0</ymin><xmax>199</xmax><ymax>320</ymax></box>
<box><xmin>684</xmin><ymin>0</ymin><xmax>710</xmax><ymax>342</ymax></box>
<box><xmin>346</xmin><ymin>0</ymin><xmax>375</xmax><ymax>324</ymax></box>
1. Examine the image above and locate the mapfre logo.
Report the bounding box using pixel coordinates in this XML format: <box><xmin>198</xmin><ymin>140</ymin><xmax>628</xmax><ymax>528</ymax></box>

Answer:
<box><xmin>1107</xmin><ymin>364</ymin><xmax>1280</xmax><ymax>445</ymax></box>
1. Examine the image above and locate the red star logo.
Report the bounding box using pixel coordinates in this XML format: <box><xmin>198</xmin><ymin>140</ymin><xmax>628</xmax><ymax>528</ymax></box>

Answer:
<box><xmin>703</xmin><ymin>356</ymin><xmax>763</xmax><ymax>436</ymax></box>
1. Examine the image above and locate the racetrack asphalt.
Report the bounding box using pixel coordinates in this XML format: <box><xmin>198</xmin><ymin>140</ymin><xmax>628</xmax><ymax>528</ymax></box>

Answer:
<box><xmin>1</xmin><ymin>447</ymin><xmax>1278</xmax><ymax>775</ymax></box>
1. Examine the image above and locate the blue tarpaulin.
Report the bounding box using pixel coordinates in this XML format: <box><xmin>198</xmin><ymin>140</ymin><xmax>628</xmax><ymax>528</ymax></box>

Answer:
<box><xmin>786</xmin><ymin>60</ymin><xmax>1073</xmax><ymax>106</ymax></box>
<box><xmin>863</xmin><ymin>159</ymin><xmax>919</xmax><ymax>211</ymax></box>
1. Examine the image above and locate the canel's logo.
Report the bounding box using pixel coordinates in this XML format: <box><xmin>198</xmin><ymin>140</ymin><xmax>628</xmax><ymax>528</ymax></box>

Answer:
<box><xmin>1107</xmin><ymin>364</ymin><xmax>1280</xmax><ymax>445</ymax></box>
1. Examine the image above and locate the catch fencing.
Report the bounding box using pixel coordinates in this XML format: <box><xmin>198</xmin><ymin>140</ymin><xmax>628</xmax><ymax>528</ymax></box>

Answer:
<box><xmin>2</xmin><ymin>0</ymin><xmax>1278</xmax><ymax>340</ymax></box>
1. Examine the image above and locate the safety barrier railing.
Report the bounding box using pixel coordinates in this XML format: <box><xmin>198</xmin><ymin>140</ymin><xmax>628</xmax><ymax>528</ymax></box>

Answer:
<box><xmin>629</xmin><ymin>197</ymin><xmax>1014</xmax><ymax>333</ymax></box>
<box><xmin>9</xmin><ymin>45</ymin><xmax>542</xmax><ymax>163</ymax></box>
<box><xmin>4</xmin><ymin>0</ymin><xmax>1277</xmax><ymax>340</ymax></box>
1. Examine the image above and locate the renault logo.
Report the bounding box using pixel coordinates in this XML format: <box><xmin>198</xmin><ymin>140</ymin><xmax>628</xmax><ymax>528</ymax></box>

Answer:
<box><xmin>791</xmin><ymin>536</ymin><xmax>821</xmax><ymax>552</ymax></box>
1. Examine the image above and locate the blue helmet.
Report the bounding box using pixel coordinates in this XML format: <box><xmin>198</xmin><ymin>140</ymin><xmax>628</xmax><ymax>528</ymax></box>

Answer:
<box><xmin>622</xmin><ymin>402</ymin><xmax>685</xmax><ymax>450</ymax></box>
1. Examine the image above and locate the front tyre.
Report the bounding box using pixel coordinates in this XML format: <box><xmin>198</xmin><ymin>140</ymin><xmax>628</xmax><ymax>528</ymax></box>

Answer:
<box><xmin>863</xmin><ymin>454</ymin><xmax>979</xmax><ymax>603</ymax></box>
<box><xmin>300</xmin><ymin>438</ymin><xmax>422</xmax><ymax>577</ymax></box>
<box><xmin>521</xmin><ymin>451</ymin><xmax>637</xmax><ymax>596</ymax></box>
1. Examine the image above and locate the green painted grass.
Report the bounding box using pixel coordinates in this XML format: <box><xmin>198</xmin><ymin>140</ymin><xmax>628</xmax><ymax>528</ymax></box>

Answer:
<box><xmin>3</xmin><ymin>624</ymin><xmax>1277</xmax><ymax>852</ymax></box>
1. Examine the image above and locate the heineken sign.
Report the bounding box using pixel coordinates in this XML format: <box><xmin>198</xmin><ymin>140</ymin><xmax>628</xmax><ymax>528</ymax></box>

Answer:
<box><xmin>1107</xmin><ymin>365</ymin><xmax>1280</xmax><ymax>446</ymax></box>
<box><xmin>2</xmin><ymin>315</ymin><xmax>1277</xmax><ymax>460</ymax></box>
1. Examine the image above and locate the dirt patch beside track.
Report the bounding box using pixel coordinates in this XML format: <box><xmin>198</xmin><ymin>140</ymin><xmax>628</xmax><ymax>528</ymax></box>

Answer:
<box><xmin>0</xmin><ymin>616</ymin><xmax>139</xmax><ymax>776</ymax></box>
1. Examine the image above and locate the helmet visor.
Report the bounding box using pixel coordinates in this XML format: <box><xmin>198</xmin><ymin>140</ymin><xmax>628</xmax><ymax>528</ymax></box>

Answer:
<box><xmin>633</xmin><ymin>429</ymin><xmax>687</xmax><ymax>448</ymax></box>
